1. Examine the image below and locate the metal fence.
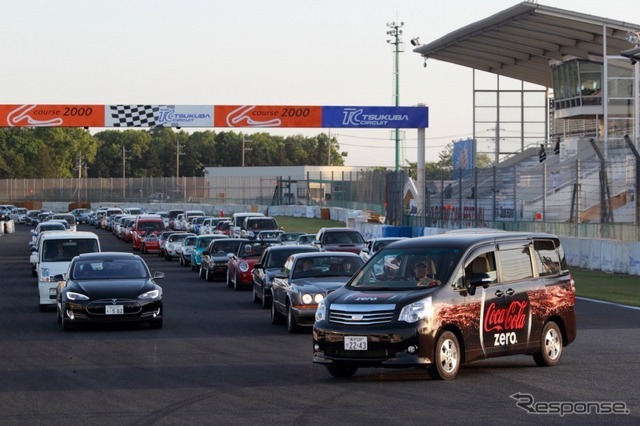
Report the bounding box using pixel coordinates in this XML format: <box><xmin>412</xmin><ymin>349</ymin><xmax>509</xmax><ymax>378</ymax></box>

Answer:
<box><xmin>411</xmin><ymin>139</ymin><xmax>640</xmax><ymax>242</ymax></box>
<box><xmin>2</xmin><ymin>151</ymin><xmax>639</xmax><ymax>242</ymax></box>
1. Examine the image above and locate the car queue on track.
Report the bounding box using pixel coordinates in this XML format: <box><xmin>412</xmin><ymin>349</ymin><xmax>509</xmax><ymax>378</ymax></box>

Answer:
<box><xmin>19</xmin><ymin>207</ymin><xmax>577</xmax><ymax>381</ymax></box>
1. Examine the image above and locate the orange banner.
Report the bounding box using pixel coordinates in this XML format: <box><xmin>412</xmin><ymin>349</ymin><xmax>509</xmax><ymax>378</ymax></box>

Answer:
<box><xmin>0</xmin><ymin>104</ymin><xmax>105</xmax><ymax>127</ymax></box>
<box><xmin>214</xmin><ymin>105</ymin><xmax>322</xmax><ymax>128</ymax></box>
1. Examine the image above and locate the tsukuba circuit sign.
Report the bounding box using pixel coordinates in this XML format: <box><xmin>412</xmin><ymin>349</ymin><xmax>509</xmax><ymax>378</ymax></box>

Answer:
<box><xmin>0</xmin><ymin>104</ymin><xmax>429</xmax><ymax>129</ymax></box>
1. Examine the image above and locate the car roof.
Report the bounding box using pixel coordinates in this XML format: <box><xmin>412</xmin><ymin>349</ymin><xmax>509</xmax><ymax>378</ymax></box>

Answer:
<box><xmin>39</xmin><ymin>231</ymin><xmax>99</xmax><ymax>240</ymax></box>
<box><xmin>321</xmin><ymin>227</ymin><xmax>360</xmax><ymax>232</ymax></box>
<box><xmin>264</xmin><ymin>245</ymin><xmax>319</xmax><ymax>253</ymax></box>
<box><xmin>75</xmin><ymin>252</ymin><xmax>138</xmax><ymax>261</ymax></box>
<box><xmin>388</xmin><ymin>231</ymin><xmax>559</xmax><ymax>250</ymax></box>
<box><xmin>289</xmin><ymin>251</ymin><xmax>362</xmax><ymax>259</ymax></box>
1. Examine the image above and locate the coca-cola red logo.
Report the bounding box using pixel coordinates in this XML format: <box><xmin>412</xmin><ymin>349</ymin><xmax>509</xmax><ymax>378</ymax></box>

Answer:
<box><xmin>483</xmin><ymin>300</ymin><xmax>528</xmax><ymax>333</ymax></box>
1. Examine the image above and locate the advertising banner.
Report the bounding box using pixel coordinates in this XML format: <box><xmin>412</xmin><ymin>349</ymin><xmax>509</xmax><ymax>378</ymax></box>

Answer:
<box><xmin>214</xmin><ymin>105</ymin><xmax>322</xmax><ymax>128</ymax></box>
<box><xmin>322</xmin><ymin>106</ymin><xmax>428</xmax><ymax>128</ymax></box>
<box><xmin>0</xmin><ymin>104</ymin><xmax>105</xmax><ymax>127</ymax></box>
<box><xmin>105</xmin><ymin>105</ymin><xmax>214</xmax><ymax>127</ymax></box>
<box><xmin>0</xmin><ymin>104</ymin><xmax>430</xmax><ymax>129</ymax></box>
<box><xmin>452</xmin><ymin>138</ymin><xmax>474</xmax><ymax>180</ymax></box>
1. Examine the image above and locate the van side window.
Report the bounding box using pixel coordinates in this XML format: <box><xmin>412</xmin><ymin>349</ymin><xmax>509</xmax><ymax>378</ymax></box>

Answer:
<box><xmin>499</xmin><ymin>247</ymin><xmax>533</xmax><ymax>281</ymax></box>
<box><xmin>464</xmin><ymin>251</ymin><xmax>497</xmax><ymax>286</ymax></box>
<box><xmin>533</xmin><ymin>240</ymin><xmax>561</xmax><ymax>276</ymax></box>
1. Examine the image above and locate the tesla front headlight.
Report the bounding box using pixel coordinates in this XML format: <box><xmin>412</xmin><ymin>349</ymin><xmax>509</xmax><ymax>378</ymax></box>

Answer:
<box><xmin>399</xmin><ymin>296</ymin><xmax>433</xmax><ymax>323</ymax></box>
<box><xmin>139</xmin><ymin>289</ymin><xmax>160</xmax><ymax>300</ymax></box>
<box><xmin>315</xmin><ymin>299</ymin><xmax>327</xmax><ymax>322</ymax></box>
<box><xmin>67</xmin><ymin>292</ymin><xmax>89</xmax><ymax>301</ymax></box>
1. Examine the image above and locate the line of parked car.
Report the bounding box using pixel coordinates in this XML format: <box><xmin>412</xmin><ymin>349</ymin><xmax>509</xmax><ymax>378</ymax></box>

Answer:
<box><xmin>22</xmin><ymin>205</ymin><xmax>578</xmax><ymax>381</ymax></box>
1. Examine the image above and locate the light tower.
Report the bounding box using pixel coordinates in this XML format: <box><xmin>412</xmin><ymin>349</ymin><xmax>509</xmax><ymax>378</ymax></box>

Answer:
<box><xmin>386</xmin><ymin>21</ymin><xmax>404</xmax><ymax>172</ymax></box>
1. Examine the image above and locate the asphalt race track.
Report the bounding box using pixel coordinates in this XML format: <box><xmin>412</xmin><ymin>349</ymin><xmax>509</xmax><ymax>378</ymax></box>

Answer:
<box><xmin>1</xmin><ymin>224</ymin><xmax>638</xmax><ymax>425</ymax></box>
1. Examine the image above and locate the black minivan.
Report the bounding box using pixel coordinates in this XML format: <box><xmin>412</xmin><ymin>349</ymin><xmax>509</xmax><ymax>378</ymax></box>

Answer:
<box><xmin>312</xmin><ymin>231</ymin><xmax>577</xmax><ymax>380</ymax></box>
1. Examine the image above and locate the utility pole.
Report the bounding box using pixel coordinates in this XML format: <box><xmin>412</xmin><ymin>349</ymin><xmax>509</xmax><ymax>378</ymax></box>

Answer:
<box><xmin>176</xmin><ymin>139</ymin><xmax>180</xmax><ymax>177</ymax></box>
<box><xmin>122</xmin><ymin>145</ymin><xmax>129</xmax><ymax>200</ymax></box>
<box><xmin>242</xmin><ymin>134</ymin><xmax>252</xmax><ymax>167</ymax></box>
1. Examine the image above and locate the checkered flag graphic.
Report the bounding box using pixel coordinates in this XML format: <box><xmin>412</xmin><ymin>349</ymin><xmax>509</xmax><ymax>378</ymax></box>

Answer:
<box><xmin>109</xmin><ymin>105</ymin><xmax>160</xmax><ymax>127</ymax></box>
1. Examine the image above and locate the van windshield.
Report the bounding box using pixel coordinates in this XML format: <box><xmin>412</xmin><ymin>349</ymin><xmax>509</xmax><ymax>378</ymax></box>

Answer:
<box><xmin>43</xmin><ymin>239</ymin><xmax>100</xmax><ymax>262</ymax></box>
<box><xmin>349</xmin><ymin>247</ymin><xmax>462</xmax><ymax>290</ymax></box>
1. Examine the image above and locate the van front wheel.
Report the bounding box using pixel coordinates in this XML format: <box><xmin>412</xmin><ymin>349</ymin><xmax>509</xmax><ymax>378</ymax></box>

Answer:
<box><xmin>428</xmin><ymin>331</ymin><xmax>460</xmax><ymax>380</ymax></box>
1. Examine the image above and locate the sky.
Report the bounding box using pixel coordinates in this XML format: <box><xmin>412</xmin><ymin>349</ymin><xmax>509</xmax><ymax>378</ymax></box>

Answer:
<box><xmin>0</xmin><ymin>0</ymin><xmax>637</xmax><ymax>168</ymax></box>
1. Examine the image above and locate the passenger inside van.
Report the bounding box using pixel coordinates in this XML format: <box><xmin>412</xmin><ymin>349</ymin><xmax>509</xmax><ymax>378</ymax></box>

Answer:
<box><xmin>415</xmin><ymin>259</ymin><xmax>440</xmax><ymax>287</ymax></box>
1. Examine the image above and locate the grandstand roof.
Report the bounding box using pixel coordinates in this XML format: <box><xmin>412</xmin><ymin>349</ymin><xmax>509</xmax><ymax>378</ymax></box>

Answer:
<box><xmin>413</xmin><ymin>2</ymin><xmax>640</xmax><ymax>87</ymax></box>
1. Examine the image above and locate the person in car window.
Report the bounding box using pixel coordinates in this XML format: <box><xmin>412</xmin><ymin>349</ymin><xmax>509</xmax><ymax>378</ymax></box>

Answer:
<box><xmin>414</xmin><ymin>259</ymin><xmax>440</xmax><ymax>287</ymax></box>
<box><xmin>49</xmin><ymin>241</ymin><xmax>66</xmax><ymax>261</ymax></box>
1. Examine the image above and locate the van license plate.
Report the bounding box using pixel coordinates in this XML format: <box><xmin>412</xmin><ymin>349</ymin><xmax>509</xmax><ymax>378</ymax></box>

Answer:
<box><xmin>344</xmin><ymin>336</ymin><xmax>367</xmax><ymax>350</ymax></box>
<box><xmin>105</xmin><ymin>305</ymin><xmax>124</xmax><ymax>315</ymax></box>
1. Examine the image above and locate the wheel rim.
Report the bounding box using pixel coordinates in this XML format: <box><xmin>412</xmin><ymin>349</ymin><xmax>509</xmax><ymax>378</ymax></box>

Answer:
<box><xmin>544</xmin><ymin>328</ymin><xmax>561</xmax><ymax>361</ymax></box>
<box><xmin>438</xmin><ymin>337</ymin><xmax>459</xmax><ymax>374</ymax></box>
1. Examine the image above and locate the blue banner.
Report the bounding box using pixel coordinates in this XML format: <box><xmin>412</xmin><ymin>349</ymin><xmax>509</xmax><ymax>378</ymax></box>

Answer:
<box><xmin>452</xmin><ymin>139</ymin><xmax>474</xmax><ymax>180</ymax></box>
<box><xmin>322</xmin><ymin>106</ymin><xmax>428</xmax><ymax>128</ymax></box>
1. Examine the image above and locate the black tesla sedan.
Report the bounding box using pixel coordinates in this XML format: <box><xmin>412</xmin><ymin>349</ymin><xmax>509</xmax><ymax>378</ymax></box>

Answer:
<box><xmin>55</xmin><ymin>252</ymin><xmax>164</xmax><ymax>330</ymax></box>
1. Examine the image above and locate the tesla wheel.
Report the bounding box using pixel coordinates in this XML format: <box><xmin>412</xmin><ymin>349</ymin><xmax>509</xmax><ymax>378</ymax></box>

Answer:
<box><xmin>61</xmin><ymin>311</ymin><xmax>73</xmax><ymax>331</ymax></box>
<box><xmin>533</xmin><ymin>321</ymin><xmax>563</xmax><ymax>367</ymax></box>
<box><xmin>286</xmin><ymin>303</ymin><xmax>302</xmax><ymax>333</ymax></box>
<box><xmin>199</xmin><ymin>266</ymin><xmax>206</xmax><ymax>279</ymax></box>
<box><xmin>271</xmin><ymin>299</ymin><xmax>285</xmax><ymax>325</ymax></box>
<box><xmin>428</xmin><ymin>331</ymin><xmax>460</xmax><ymax>380</ymax></box>
<box><xmin>326</xmin><ymin>365</ymin><xmax>358</xmax><ymax>378</ymax></box>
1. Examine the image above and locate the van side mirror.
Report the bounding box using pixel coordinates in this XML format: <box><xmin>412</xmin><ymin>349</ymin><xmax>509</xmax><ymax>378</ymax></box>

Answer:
<box><xmin>465</xmin><ymin>273</ymin><xmax>491</xmax><ymax>296</ymax></box>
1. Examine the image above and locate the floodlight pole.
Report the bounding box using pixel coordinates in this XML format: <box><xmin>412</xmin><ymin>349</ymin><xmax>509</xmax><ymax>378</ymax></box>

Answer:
<box><xmin>387</xmin><ymin>21</ymin><xmax>404</xmax><ymax>172</ymax></box>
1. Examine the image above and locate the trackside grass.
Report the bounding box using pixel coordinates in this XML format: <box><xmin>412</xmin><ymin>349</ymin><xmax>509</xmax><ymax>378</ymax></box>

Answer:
<box><xmin>274</xmin><ymin>216</ymin><xmax>640</xmax><ymax>307</ymax></box>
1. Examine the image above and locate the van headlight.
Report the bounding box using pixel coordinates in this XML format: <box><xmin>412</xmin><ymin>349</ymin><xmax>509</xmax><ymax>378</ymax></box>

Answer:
<box><xmin>399</xmin><ymin>297</ymin><xmax>433</xmax><ymax>323</ymax></box>
<box><xmin>315</xmin><ymin>299</ymin><xmax>327</xmax><ymax>322</ymax></box>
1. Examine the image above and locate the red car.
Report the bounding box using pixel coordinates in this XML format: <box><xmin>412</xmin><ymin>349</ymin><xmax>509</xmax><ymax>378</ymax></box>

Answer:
<box><xmin>215</xmin><ymin>220</ymin><xmax>232</xmax><ymax>236</ymax></box>
<box><xmin>227</xmin><ymin>240</ymin><xmax>282</xmax><ymax>291</ymax></box>
<box><xmin>141</xmin><ymin>233</ymin><xmax>161</xmax><ymax>254</ymax></box>
<box><xmin>131</xmin><ymin>215</ymin><xmax>166</xmax><ymax>251</ymax></box>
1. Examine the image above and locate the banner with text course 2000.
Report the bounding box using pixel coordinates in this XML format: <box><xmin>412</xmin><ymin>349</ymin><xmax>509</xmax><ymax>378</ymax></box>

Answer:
<box><xmin>0</xmin><ymin>104</ymin><xmax>105</xmax><ymax>127</ymax></box>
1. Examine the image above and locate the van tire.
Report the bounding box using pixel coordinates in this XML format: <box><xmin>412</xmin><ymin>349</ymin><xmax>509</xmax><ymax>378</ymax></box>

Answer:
<box><xmin>429</xmin><ymin>331</ymin><xmax>460</xmax><ymax>380</ymax></box>
<box><xmin>533</xmin><ymin>321</ymin><xmax>563</xmax><ymax>367</ymax></box>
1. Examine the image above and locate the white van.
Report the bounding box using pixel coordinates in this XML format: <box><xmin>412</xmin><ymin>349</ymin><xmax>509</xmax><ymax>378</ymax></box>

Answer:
<box><xmin>230</xmin><ymin>212</ymin><xmax>265</xmax><ymax>238</ymax></box>
<box><xmin>32</xmin><ymin>231</ymin><xmax>101</xmax><ymax>311</ymax></box>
